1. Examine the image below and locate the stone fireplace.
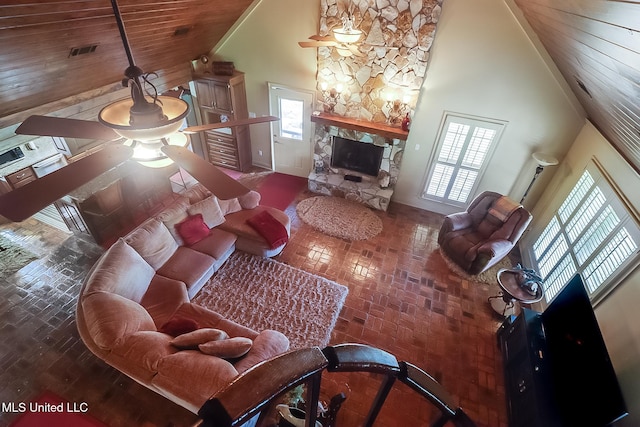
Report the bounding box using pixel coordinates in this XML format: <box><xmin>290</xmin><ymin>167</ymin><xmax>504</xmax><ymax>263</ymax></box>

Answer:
<box><xmin>308</xmin><ymin>113</ymin><xmax>407</xmax><ymax>211</ymax></box>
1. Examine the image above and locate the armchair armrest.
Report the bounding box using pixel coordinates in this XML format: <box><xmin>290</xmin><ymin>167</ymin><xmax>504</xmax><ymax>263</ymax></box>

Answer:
<box><xmin>442</xmin><ymin>212</ymin><xmax>473</xmax><ymax>233</ymax></box>
<box><xmin>469</xmin><ymin>239</ymin><xmax>515</xmax><ymax>275</ymax></box>
<box><xmin>477</xmin><ymin>239</ymin><xmax>514</xmax><ymax>259</ymax></box>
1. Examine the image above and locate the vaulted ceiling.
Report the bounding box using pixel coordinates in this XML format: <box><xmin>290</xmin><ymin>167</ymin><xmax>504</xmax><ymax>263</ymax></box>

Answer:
<box><xmin>514</xmin><ymin>0</ymin><xmax>640</xmax><ymax>173</ymax></box>
<box><xmin>1</xmin><ymin>0</ymin><xmax>640</xmax><ymax>173</ymax></box>
<box><xmin>0</xmin><ymin>0</ymin><xmax>255</xmax><ymax>127</ymax></box>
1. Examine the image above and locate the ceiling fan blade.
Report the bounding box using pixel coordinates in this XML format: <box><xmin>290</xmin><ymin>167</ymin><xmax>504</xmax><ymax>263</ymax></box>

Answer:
<box><xmin>162</xmin><ymin>146</ymin><xmax>250</xmax><ymax>200</ymax></box>
<box><xmin>309</xmin><ymin>34</ymin><xmax>337</xmax><ymax>42</ymax></box>
<box><xmin>0</xmin><ymin>145</ymin><xmax>133</xmax><ymax>222</ymax></box>
<box><xmin>16</xmin><ymin>115</ymin><xmax>121</xmax><ymax>141</ymax></box>
<box><xmin>182</xmin><ymin>115</ymin><xmax>279</xmax><ymax>134</ymax></box>
<box><xmin>299</xmin><ymin>40</ymin><xmax>337</xmax><ymax>48</ymax></box>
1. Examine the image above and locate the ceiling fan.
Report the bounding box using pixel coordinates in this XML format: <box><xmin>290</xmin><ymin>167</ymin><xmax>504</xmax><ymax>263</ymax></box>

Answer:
<box><xmin>299</xmin><ymin>1</ymin><xmax>365</xmax><ymax>58</ymax></box>
<box><xmin>0</xmin><ymin>0</ymin><xmax>278</xmax><ymax>223</ymax></box>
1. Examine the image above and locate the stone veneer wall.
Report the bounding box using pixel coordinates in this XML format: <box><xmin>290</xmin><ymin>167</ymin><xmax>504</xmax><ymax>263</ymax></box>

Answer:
<box><xmin>316</xmin><ymin>0</ymin><xmax>443</xmax><ymax>123</ymax></box>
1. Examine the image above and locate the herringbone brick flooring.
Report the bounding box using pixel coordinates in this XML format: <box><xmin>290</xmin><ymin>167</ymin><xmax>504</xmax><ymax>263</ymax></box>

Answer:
<box><xmin>0</xmin><ymin>187</ymin><xmax>508</xmax><ymax>427</ymax></box>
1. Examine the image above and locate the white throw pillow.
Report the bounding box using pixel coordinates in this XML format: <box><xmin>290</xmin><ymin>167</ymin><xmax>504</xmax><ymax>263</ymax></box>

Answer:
<box><xmin>170</xmin><ymin>328</ymin><xmax>229</xmax><ymax>349</ymax></box>
<box><xmin>188</xmin><ymin>196</ymin><xmax>226</xmax><ymax>228</ymax></box>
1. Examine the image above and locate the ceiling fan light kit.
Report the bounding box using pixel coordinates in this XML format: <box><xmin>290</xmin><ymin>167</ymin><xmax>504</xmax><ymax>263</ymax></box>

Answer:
<box><xmin>332</xmin><ymin>26</ymin><xmax>362</xmax><ymax>44</ymax></box>
<box><xmin>0</xmin><ymin>0</ymin><xmax>281</xmax><ymax>223</ymax></box>
<box><xmin>98</xmin><ymin>96</ymin><xmax>189</xmax><ymax>141</ymax></box>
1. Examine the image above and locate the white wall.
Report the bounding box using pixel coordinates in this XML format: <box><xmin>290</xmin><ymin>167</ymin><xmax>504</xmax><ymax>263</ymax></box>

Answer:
<box><xmin>213</xmin><ymin>0</ymin><xmax>319</xmax><ymax>169</ymax></box>
<box><xmin>214</xmin><ymin>0</ymin><xmax>584</xmax><ymax>212</ymax></box>
<box><xmin>524</xmin><ymin>121</ymin><xmax>640</xmax><ymax>426</ymax></box>
<box><xmin>393</xmin><ymin>0</ymin><xmax>585</xmax><ymax>215</ymax></box>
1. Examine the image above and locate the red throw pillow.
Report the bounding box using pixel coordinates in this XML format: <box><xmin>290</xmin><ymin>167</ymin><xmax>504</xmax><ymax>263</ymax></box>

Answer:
<box><xmin>175</xmin><ymin>213</ymin><xmax>210</xmax><ymax>246</ymax></box>
<box><xmin>159</xmin><ymin>317</ymin><xmax>199</xmax><ymax>337</ymax></box>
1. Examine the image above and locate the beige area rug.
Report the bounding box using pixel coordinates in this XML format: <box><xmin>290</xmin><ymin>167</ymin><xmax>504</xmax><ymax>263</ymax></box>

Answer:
<box><xmin>0</xmin><ymin>234</ymin><xmax>38</xmax><ymax>278</ymax></box>
<box><xmin>296</xmin><ymin>196</ymin><xmax>383</xmax><ymax>241</ymax></box>
<box><xmin>438</xmin><ymin>247</ymin><xmax>514</xmax><ymax>285</ymax></box>
<box><xmin>193</xmin><ymin>252</ymin><xmax>349</xmax><ymax>349</ymax></box>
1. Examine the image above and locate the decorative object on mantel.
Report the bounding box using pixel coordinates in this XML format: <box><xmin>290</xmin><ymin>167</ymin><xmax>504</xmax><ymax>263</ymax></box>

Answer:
<box><xmin>296</xmin><ymin>196</ymin><xmax>383</xmax><ymax>241</ymax></box>
<box><xmin>520</xmin><ymin>152</ymin><xmax>559</xmax><ymax>203</ymax></box>
<box><xmin>319</xmin><ymin>82</ymin><xmax>344</xmax><ymax>113</ymax></box>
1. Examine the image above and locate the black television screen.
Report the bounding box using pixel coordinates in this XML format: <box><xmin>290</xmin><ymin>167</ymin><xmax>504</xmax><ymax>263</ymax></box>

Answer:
<box><xmin>331</xmin><ymin>136</ymin><xmax>384</xmax><ymax>177</ymax></box>
<box><xmin>542</xmin><ymin>274</ymin><xmax>627</xmax><ymax>426</ymax></box>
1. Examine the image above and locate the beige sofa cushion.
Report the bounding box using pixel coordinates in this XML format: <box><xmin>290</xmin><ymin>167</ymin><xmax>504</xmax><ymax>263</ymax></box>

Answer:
<box><xmin>218</xmin><ymin>197</ymin><xmax>242</xmax><ymax>215</ymax></box>
<box><xmin>141</xmin><ymin>275</ymin><xmax>189</xmax><ymax>328</ymax></box>
<box><xmin>125</xmin><ymin>218</ymin><xmax>179</xmax><ymax>270</ymax></box>
<box><xmin>156</xmin><ymin>198</ymin><xmax>190</xmax><ymax>246</ymax></box>
<box><xmin>83</xmin><ymin>239</ymin><xmax>155</xmax><ymax>303</ymax></box>
<box><xmin>155</xmin><ymin>247</ymin><xmax>214</xmax><ymax>296</ymax></box>
<box><xmin>187</xmin><ymin>196</ymin><xmax>226</xmax><ymax>229</ymax></box>
<box><xmin>234</xmin><ymin>330</ymin><xmax>290</xmax><ymax>374</ymax></box>
<box><xmin>188</xmin><ymin>228</ymin><xmax>237</xmax><ymax>260</ymax></box>
<box><xmin>183</xmin><ymin>184</ymin><xmax>212</xmax><ymax>204</ymax></box>
<box><xmin>110</xmin><ymin>331</ymin><xmax>178</xmax><ymax>380</ymax></box>
<box><xmin>199</xmin><ymin>337</ymin><xmax>253</xmax><ymax>358</ymax></box>
<box><xmin>82</xmin><ymin>292</ymin><xmax>156</xmax><ymax>350</ymax></box>
<box><xmin>153</xmin><ymin>351</ymin><xmax>239</xmax><ymax>409</ymax></box>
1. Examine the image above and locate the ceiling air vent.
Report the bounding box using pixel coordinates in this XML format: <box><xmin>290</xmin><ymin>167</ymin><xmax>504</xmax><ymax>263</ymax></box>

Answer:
<box><xmin>69</xmin><ymin>44</ymin><xmax>98</xmax><ymax>57</ymax></box>
<box><xmin>574</xmin><ymin>76</ymin><xmax>592</xmax><ymax>98</ymax></box>
<box><xmin>173</xmin><ymin>26</ymin><xmax>191</xmax><ymax>36</ymax></box>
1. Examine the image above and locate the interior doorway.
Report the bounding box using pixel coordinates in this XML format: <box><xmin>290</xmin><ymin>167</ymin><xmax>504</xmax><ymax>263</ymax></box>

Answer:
<box><xmin>268</xmin><ymin>83</ymin><xmax>314</xmax><ymax>177</ymax></box>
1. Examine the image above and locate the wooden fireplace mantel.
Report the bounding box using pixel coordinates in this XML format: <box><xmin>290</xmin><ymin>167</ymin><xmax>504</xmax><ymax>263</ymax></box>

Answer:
<box><xmin>310</xmin><ymin>112</ymin><xmax>409</xmax><ymax>141</ymax></box>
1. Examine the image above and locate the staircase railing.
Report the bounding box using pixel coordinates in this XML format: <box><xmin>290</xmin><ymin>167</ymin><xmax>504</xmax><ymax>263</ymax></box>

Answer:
<box><xmin>197</xmin><ymin>343</ymin><xmax>476</xmax><ymax>427</ymax></box>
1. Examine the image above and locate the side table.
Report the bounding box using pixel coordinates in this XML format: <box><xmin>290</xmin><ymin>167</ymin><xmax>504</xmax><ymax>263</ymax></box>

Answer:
<box><xmin>488</xmin><ymin>268</ymin><xmax>544</xmax><ymax>316</ymax></box>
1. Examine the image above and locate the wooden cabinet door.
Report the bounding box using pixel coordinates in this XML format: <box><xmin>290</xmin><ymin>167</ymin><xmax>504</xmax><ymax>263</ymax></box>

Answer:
<box><xmin>195</xmin><ymin>80</ymin><xmax>214</xmax><ymax>109</ymax></box>
<box><xmin>211</xmin><ymin>81</ymin><xmax>232</xmax><ymax>114</ymax></box>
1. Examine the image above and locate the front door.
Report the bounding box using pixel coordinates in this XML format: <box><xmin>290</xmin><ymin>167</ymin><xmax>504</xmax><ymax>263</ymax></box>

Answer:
<box><xmin>268</xmin><ymin>83</ymin><xmax>314</xmax><ymax>177</ymax></box>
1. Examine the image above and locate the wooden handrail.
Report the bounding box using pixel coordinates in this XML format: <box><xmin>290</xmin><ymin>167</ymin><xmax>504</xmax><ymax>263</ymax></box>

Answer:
<box><xmin>197</xmin><ymin>344</ymin><xmax>476</xmax><ymax>427</ymax></box>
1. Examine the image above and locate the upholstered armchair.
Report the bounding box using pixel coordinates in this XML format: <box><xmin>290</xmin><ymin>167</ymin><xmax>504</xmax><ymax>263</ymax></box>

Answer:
<box><xmin>438</xmin><ymin>191</ymin><xmax>532</xmax><ymax>275</ymax></box>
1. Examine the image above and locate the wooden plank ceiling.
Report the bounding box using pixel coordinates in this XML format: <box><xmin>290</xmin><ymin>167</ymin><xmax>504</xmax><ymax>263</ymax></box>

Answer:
<box><xmin>514</xmin><ymin>0</ymin><xmax>640</xmax><ymax>173</ymax></box>
<box><xmin>0</xmin><ymin>0</ymin><xmax>255</xmax><ymax>126</ymax></box>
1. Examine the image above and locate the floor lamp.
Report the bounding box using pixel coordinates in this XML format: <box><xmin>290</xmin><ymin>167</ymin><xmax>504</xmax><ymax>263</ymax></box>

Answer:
<box><xmin>520</xmin><ymin>152</ymin><xmax>559</xmax><ymax>204</ymax></box>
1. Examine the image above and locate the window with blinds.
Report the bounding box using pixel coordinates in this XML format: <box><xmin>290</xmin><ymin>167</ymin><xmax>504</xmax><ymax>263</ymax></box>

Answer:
<box><xmin>532</xmin><ymin>165</ymin><xmax>640</xmax><ymax>303</ymax></box>
<box><xmin>423</xmin><ymin>114</ymin><xmax>504</xmax><ymax>205</ymax></box>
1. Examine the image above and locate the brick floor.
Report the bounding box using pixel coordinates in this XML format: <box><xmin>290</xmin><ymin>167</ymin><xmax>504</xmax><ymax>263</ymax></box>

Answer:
<box><xmin>0</xmin><ymin>184</ymin><xmax>509</xmax><ymax>427</ymax></box>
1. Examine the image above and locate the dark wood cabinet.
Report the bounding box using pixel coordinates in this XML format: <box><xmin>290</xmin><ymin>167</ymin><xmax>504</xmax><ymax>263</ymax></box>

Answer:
<box><xmin>193</xmin><ymin>71</ymin><xmax>252</xmax><ymax>171</ymax></box>
<box><xmin>497</xmin><ymin>309</ymin><xmax>559</xmax><ymax>427</ymax></box>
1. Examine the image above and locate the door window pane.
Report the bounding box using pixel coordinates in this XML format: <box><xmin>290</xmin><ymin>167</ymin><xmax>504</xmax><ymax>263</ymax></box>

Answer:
<box><xmin>279</xmin><ymin>98</ymin><xmax>304</xmax><ymax>140</ymax></box>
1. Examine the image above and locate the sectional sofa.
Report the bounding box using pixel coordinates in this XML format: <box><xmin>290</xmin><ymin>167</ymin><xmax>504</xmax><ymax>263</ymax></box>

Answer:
<box><xmin>76</xmin><ymin>185</ymin><xmax>291</xmax><ymax>413</ymax></box>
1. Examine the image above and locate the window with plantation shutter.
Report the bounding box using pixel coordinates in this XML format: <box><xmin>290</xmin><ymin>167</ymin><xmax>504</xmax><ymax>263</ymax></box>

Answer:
<box><xmin>423</xmin><ymin>114</ymin><xmax>504</xmax><ymax>206</ymax></box>
<box><xmin>530</xmin><ymin>164</ymin><xmax>640</xmax><ymax>303</ymax></box>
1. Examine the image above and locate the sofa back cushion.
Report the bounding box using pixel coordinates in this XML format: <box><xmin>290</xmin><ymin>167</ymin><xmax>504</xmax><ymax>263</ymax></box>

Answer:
<box><xmin>183</xmin><ymin>183</ymin><xmax>212</xmax><ymax>204</ymax></box>
<box><xmin>82</xmin><ymin>291</ymin><xmax>156</xmax><ymax>350</ymax></box>
<box><xmin>187</xmin><ymin>196</ymin><xmax>225</xmax><ymax>229</ymax></box>
<box><xmin>84</xmin><ymin>238</ymin><xmax>155</xmax><ymax>302</ymax></box>
<box><xmin>125</xmin><ymin>218</ymin><xmax>179</xmax><ymax>270</ymax></box>
<box><xmin>156</xmin><ymin>198</ymin><xmax>191</xmax><ymax>246</ymax></box>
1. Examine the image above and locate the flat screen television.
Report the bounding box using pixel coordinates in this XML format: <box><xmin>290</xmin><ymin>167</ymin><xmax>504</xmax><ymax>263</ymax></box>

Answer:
<box><xmin>541</xmin><ymin>274</ymin><xmax>627</xmax><ymax>426</ymax></box>
<box><xmin>331</xmin><ymin>136</ymin><xmax>384</xmax><ymax>177</ymax></box>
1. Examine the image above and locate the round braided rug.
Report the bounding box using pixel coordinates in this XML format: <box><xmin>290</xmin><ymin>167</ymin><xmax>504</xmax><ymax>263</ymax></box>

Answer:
<box><xmin>296</xmin><ymin>196</ymin><xmax>383</xmax><ymax>241</ymax></box>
